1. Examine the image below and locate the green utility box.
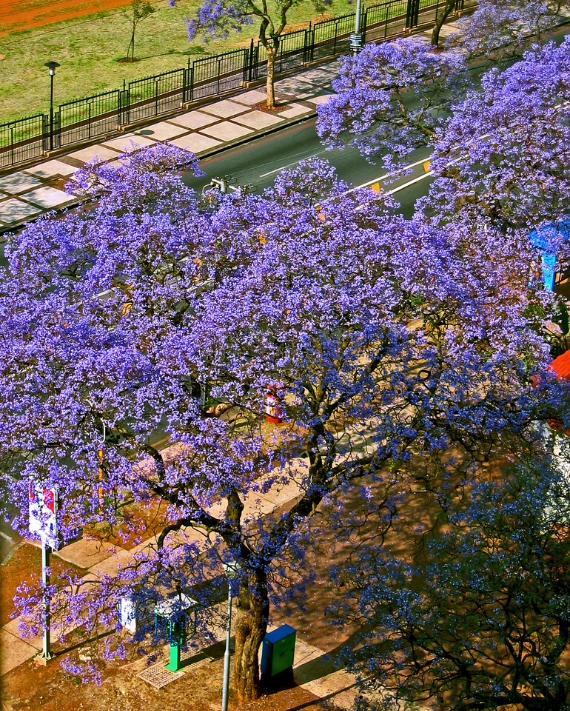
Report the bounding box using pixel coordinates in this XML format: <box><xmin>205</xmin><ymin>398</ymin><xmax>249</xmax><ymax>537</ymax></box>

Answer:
<box><xmin>154</xmin><ymin>594</ymin><xmax>197</xmax><ymax>672</ymax></box>
<box><xmin>261</xmin><ymin>625</ymin><xmax>296</xmax><ymax>683</ymax></box>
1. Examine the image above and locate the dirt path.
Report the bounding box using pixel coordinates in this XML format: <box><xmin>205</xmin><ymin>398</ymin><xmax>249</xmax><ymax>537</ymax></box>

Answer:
<box><xmin>0</xmin><ymin>0</ymin><xmax>135</xmax><ymax>37</ymax></box>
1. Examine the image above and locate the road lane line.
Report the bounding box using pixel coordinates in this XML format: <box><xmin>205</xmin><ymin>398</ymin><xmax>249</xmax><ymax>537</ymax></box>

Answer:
<box><xmin>385</xmin><ymin>171</ymin><xmax>433</xmax><ymax>195</ymax></box>
<box><xmin>350</xmin><ymin>157</ymin><xmax>432</xmax><ymax>192</ymax></box>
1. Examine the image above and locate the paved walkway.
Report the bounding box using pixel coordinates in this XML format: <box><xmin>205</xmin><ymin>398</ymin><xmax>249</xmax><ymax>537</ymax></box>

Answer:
<box><xmin>0</xmin><ymin>438</ymin><xmax>395</xmax><ymax>707</ymax></box>
<box><xmin>0</xmin><ymin>66</ymin><xmax>341</xmax><ymax>233</ymax></box>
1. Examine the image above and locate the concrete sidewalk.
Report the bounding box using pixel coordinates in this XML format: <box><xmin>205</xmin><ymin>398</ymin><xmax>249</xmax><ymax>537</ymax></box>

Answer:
<box><xmin>0</xmin><ymin>450</ymin><xmax>376</xmax><ymax>708</ymax></box>
<box><xmin>0</xmin><ymin>448</ymin><xmax>308</xmax><ymax>672</ymax></box>
<box><xmin>0</xmin><ymin>65</ymin><xmax>341</xmax><ymax>233</ymax></box>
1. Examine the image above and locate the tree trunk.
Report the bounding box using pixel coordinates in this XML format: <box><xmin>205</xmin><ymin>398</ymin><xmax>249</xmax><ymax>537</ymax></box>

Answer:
<box><xmin>128</xmin><ymin>25</ymin><xmax>136</xmax><ymax>61</ymax></box>
<box><xmin>431</xmin><ymin>0</ymin><xmax>455</xmax><ymax>47</ymax></box>
<box><xmin>233</xmin><ymin>570</ymin><xmax>269</xmax><ymax>705</ymax></box>
<box><xmin>266</xmin><ymin>46</ymin><xmax>276</xmax><ymax>110</ymax></box>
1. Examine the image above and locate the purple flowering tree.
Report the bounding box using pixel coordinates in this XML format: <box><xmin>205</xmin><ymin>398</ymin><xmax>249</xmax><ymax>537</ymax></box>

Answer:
<box><xmin>419</xmin><ymin>39</ymin><xmax>570</xmax><ymax>234</ymax></box>
<box><xmin>0</xmin><ymin>146</ymin><xmax>559</xmax><ymax>702</ymax></box>
<box><xmin>453</xmin><ymin>0</ymin><xmax>564</xmax><ymax>56</ymax></box>
<box><xmin>332</xmin><ymin>450</ymin><xmax>570</xmax><ymax>710</ymax></box>
<box><xmin>179</xmin><ymin>0</ymin><xmax>336</xmax><ymax>109</ymax></box>
<box><xmin>316</xmin><ymin>38</ymin><xmax>468</xmax><ymax>168</ymax></box>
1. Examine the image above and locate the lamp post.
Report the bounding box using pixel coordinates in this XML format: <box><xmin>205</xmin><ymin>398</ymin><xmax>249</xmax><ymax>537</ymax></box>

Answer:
<box><xmin>349</xmin><ymin>0</ymin><xmax>363</xmax><ymax>54</ymax></box>
<box><xmin>221</xmin><ymin>559</ymin><xmax>241</xmax><ymax>711</ymax></box>
<box><xmin>41</xmin><ymin>539</ymin><xmax>55</xmax><ymax>662</ymax></box>
<box><xmin>44</xmin><ymin>61</ymin><xmax>60</xmax><ymax>151</ymax></box>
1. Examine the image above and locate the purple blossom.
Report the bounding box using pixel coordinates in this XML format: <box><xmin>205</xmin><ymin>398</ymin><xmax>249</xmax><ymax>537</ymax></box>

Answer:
<box><xmin>0</xmin><ymin>146</ymin><xmax>566</xmax><ymax>699</ymax></box>
<box><xmin>316</xmin><ymin>38</ymin><xmax>468</xmax><ymax>168</ymax></box>
<box><xmin>420</xmin><ymin>39</ymin><xmax>570</xmax><ymax>233</ymax></box>
<box><xmin>450</xmin><ymin>0</ymin><xmax>562</xmax><ymax>56</ymax></box>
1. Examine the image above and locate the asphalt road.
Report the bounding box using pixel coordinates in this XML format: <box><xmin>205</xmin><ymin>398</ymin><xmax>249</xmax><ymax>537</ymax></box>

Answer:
<box><xmin>182</xmin><ymin>118</ymin><xmax>433</xmax><ymax>217</ymax></box>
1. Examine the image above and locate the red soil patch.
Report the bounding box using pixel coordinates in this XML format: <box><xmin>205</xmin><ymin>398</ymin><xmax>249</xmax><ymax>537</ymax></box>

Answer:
<box><xmin>0</xmin><ymin>0</ymin><xmax>135</xmax><ymax>37</ymax></box>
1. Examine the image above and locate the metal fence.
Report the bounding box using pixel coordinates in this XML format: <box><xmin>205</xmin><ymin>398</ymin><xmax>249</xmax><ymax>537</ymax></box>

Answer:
<box><xmin>125</xmin><ymin>68</ymin><xmax>186</xmax><ymax>124</ymax></box>
<box><xmin>0</xmin><ymin>0</ymin><xmax>475</xmax><ymax>171</ymax></box>
<box><xmin>59</xmin><ymin>89</ymin><xmax>121</xmax><ymax>147</ymax></box>
<box><xmin>0</xmin><ymin>113</ymin><xmax>45</xmax><ymax>169</ymax></box>
<box><xmin>191</xmin><ymin>48</ymin><xmax>248</xmax><ymax>101</ymax></box>
<box><xmin>312</xmin><ymin>12</ymin><xmax>359</xmax><ymax>60</ymax></box>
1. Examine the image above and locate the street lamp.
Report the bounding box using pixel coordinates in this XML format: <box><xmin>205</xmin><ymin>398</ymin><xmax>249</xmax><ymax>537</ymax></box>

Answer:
<box><xmin>221</xmin><ymin>559</ymin><xmax>241</xmax><ymax>711</ymax></box>
<box><xmin>44</xmin><ymin>61</ymin><xmax>60</xmax><ymax>151</ymax></box>
<box><xmin>349</xmin><ymin>0</ymin><xmax>363</xmax><ymax>54</ymax></box>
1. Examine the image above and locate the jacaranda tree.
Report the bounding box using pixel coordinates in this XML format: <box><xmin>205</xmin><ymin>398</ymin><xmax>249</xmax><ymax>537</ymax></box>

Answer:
<box><xmin>316</xmin><ymin>37</ymin><xmax>468</xmax><ymax>169</ymax></box>
<box><xmin>331</xmin><ymin>448</ymin><xmax>570</xmax><ymax>710</ymax></box>
<box><xmin>419</xmin><ymin>38</ymin><xmax>570</xmax><ymax>235</ymax></box>
<box><xmin>0</xmin><ymin>146</ymin><xmax>560</xmax><ymax>703</ymax></box>
<box><xmin>177</xmin><ymin>0</ymin><xmax>337</xmax><ymax>109</ymax></box>
<box><xmin>453</xmin><ymin>0</ymin><xmax>564</xmax><ymax>56</ymax></box>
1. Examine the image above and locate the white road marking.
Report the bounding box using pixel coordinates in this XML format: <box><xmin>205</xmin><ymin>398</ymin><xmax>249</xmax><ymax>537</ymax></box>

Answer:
<box><xmin>385</xmin><ymin>170</ymin><xmax>433</xmax><ymax>195</ymax></box>
<box><xmin>350</xmin><ymin>157</ymin><xmax>431</xmax><ymax>192</ymax></box>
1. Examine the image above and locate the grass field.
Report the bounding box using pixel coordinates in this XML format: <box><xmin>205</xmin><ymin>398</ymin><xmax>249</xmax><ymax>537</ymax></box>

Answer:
<box><xmin>0</xmin><ymin>0</ymin><xmax>358</xmax><ymax>124</ymax></box>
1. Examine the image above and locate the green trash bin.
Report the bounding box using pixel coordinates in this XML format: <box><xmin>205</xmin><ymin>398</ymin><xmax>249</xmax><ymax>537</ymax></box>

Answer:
<box><xmin>261</xmin><ymin>625</ymin><xmax>296</xmax><ymax>684</ymax></box>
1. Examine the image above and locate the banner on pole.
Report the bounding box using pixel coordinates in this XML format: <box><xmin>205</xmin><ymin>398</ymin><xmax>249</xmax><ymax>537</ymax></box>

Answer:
<box><xmin>29</xmin><ymin>483</ymin><xmax>60</xmax><ymax>550</ymax></box>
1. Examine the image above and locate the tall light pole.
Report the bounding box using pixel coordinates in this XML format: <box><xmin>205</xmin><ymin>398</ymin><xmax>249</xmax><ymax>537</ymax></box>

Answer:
<box><xmin>44</xmin><ymin>61</ymin><xmax>60</xmax><ymax>151</ymax></box>
<box><xmin>349</xmin><ymin>0</ymin><xmax>363</xmax><ymax>54</ymax></box>
<box><xmin>40</xmin><ymin>539</ymin><xmax>55</xmax><ymax>662</ymax></box>
<box><xmin>221</xmin><ymin>559</ymin><xmax>240</xmax><ymax>711</ymax></box>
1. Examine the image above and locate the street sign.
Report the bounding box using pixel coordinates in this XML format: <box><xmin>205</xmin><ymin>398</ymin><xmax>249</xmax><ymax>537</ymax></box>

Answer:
<box><xmin>29</xmin><ymin>483</ymin><xmax>60</xmax><ymax>550</ymax></box>
<box><xmin>119</xmin><ymin>596</ymin><xmax>138</xmax><ymax>634</ymax></box>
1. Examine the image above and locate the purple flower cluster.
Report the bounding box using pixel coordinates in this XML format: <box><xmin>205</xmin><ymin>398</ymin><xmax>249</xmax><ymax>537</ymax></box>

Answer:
<box><xmin>316</xmin><ymin>38</ymin><xmax>467</xmax><ymax>168</ymax></box>
<box><xmin>0</xmin><ymin>137</ymin><xmax>566</xmax><ymax>688</ymax></box>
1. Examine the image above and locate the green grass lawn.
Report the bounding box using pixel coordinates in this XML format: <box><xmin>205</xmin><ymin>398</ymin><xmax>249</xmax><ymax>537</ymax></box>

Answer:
<box><xmin>0</xmin><ymin>0</ymin><xmax>362</xmax><ymax>124</ymax></box>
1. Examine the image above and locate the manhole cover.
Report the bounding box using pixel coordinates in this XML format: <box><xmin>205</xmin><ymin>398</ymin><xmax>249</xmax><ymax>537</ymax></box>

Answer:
<box><xmin>137</xmin><ymin>663</ymin><xmax>184</xmax><ymax>689</ymax></box>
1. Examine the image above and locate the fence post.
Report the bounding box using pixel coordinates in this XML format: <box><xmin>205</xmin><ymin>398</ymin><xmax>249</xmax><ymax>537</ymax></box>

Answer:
<box><xmin>42</xmin><ymin>114</ymin><xmax>50</xmax><ymax>153</ymax></box>
<box><xmin>248</xmin><ymin>38</ymin><xmax>255</xmax><ymax>81</ymax></box>
<box><xmin>10</xmin><ymin>124</ymin><xmax>15</xmax><ymax>166</ymax></box>
<box><xmin>406</xmin><ymin>0</ymin><xmax>420</xmax><ymax>28</ymax></box>
<box><xmin>405</xmin><ymin>0</ymin><xmax>415</xmax><ymax>28</ymax></box>
<box><xmin>362</xmin><ymin>8</ymin><xmax>368</xmax><ymax>45</ymax></box>
<box><xmin>54</xmin><ymin>110</ymin><xmax>61</xmax><ymax>150</ymax></box>
<box><xmin>119</xmin><ymin>81</ymin><xmax>130</xmax><ymax>126</ymax></box>
<box><xmin>184</xmin><ymin>61</ymin><xmax>193</xmax><ymax>103</ymax></box>
<box><xmin>333</xmin><ymin>20</ymin><xmax>338</xmax><ymax>55</ymax></box>
<box><xmin>254</xmin><ymin>42</ymin><xmax>260</xmax><ymax>81</ymax></box>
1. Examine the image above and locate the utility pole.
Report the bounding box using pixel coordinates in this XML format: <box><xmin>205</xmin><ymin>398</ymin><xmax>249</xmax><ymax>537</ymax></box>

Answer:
<box><xmin>221</xmin><ymin>560</ymin><xmax>240</xmax><ymax>711</ymax></box>
<box><xmin>349</xmin><ymin>0</ymin><xmax>363</xmax><ymax>54</ymax></box>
